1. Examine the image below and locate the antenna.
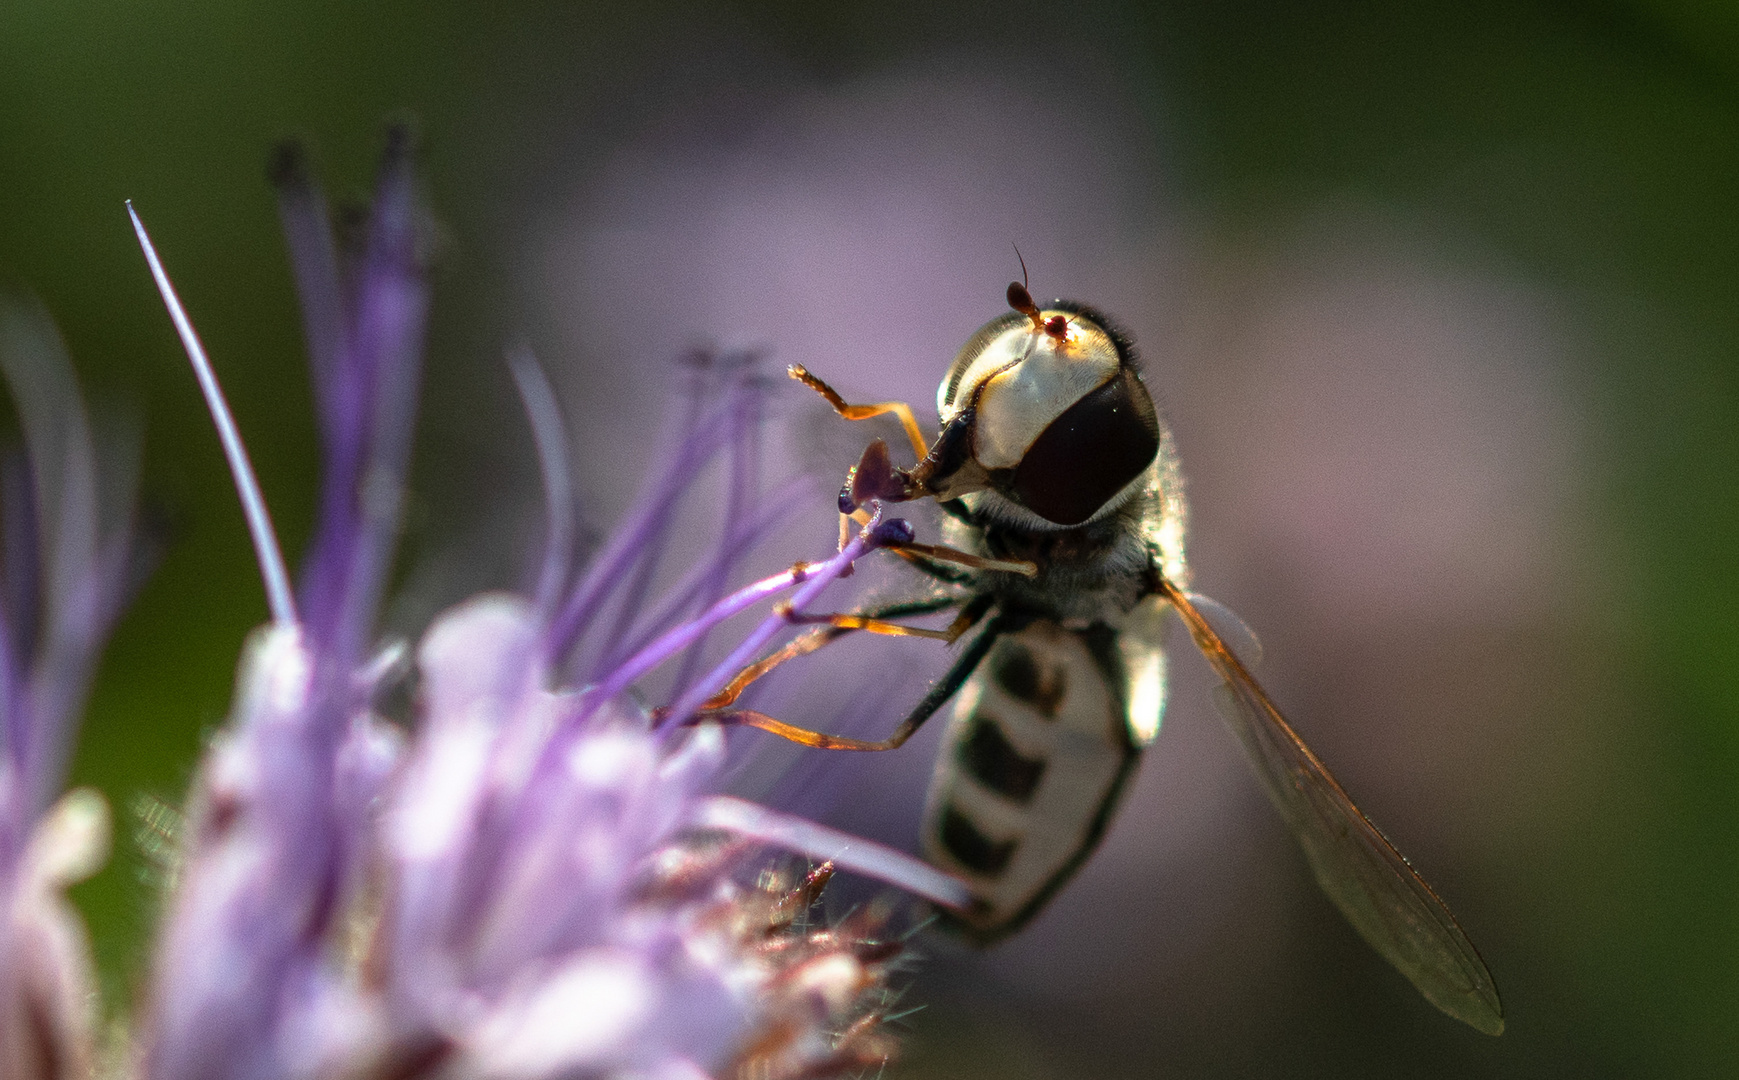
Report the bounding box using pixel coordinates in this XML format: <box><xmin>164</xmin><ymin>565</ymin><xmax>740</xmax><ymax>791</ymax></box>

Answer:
<box><xmin>128</xmin><ymin>201</ymin><xmax>299</xmax><ymax>627</ymax></box>
<box><xmin>1006</xmin><ymin>245</ymin><xmax>1044</xmax><ymax>331</ymax></box>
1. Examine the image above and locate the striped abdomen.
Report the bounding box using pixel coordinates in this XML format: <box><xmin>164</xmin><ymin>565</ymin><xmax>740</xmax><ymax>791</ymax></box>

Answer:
<box><xmin>920</xmin><ymin>620</ymin><xmax>1147</xmax><ymax>941</ymax></box>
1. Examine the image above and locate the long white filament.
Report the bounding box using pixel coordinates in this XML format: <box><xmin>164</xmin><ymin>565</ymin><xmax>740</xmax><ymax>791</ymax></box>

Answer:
<box><xmin>127</xmin><ymin>201</ymin><xmax>299</xmax><ymax>627</ymax></box>
<box><xmin>692</xmin><ymin>795</ymin><xmax>973</xmax><ymax>911</ymax></box>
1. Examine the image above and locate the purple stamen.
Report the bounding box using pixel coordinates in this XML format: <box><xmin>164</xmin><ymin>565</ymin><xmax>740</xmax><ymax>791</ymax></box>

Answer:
<box><xmin>608</xmin><ymin>481</ymin><xmax>808</xmax><ymax>668</ymax></box>
<box><xmin>659</xmin><ymin>511</ymin><xmax>879</xmax><ymax>726</ymax></box>
<box><xmin>507</xmin><ymin>347</ymin><xmax>576</xmax><ymax>617</ymax></box>
<box><xmin>545</xmin><ymin>406</ymin><xmax>734</xmax><ymax>666</ymax></box>
<box><xmin>124</xmin><ymin>135</ymin><xmax>955</xmax><ymax>1080</ymax></box>
<box><xmin>588</xmin><ymin>529</ymin><xmax>859</xmax><ymax>715</ymax></box>
<box><xmin>592</xmin><ymin>372</ymin><xmax>761</xmax><ymax>678</ymax></box>
<box><xmin>669</xmin><ymin>376</ymin><xmax>762</xmax><ymax>690</ymax></box>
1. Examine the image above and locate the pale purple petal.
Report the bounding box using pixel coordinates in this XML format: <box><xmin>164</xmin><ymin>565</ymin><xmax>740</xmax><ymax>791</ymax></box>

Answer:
<box><xmin>0</xmin><ymin>295</ymin><xmax>135</xmax><ymax>1080</ymax></box>
<box><xmin>0</xmin><ymin>789</ymin><xmax>109</xmax><ymax>1080</ymax></box>
<box><xmin>0</xmin><ymin>295</ymin><xmax>136</xmax><ymax>816</ymax></box>
<box><xmin>141</xmin><ymin>130</ymin><xmax>433</xmax><ymax>1080</ymax></box>
<box><xmin>136</xmin><ymin>135</ymin><xmax>956</xmax><ymax>1080</ymax></box>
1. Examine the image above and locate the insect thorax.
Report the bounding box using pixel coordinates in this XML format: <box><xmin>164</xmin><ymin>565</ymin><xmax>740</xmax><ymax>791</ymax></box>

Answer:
<box><xmin>942</xmin><ymin>457</ymin><xmax>1181</xmax><ymax>627</ymax></box>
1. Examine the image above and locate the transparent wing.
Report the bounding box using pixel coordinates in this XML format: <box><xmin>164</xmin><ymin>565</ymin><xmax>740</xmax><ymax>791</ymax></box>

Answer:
<box><xmin>1160</xmin><ymin>582</ymin><xmax>1504</xmax><ymax>1035</ymax></box>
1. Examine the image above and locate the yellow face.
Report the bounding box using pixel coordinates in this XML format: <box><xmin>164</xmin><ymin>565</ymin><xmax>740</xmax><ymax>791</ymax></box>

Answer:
<box><xmin>938</xmin><ymin>311</ymin><xmax>1123</xmax><ymax>469</ymax></box>
<box><xmin>933</xmin><ymin>306</ymin><xmax>1159</xmax><ymax>527</ymax></box>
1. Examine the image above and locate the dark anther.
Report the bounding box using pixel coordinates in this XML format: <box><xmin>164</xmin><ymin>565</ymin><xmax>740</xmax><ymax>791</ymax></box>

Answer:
<box><xmin>372</xmin><ymin>1032</ymin><xmax>455</xmax><ymax>1080</ymax></box>
<box><xmin>266</xmin><ymin>139</ymin><xmax>311</xmax><ymax>190</ymax></box>
<box><xmin>379</xmin><ymin>117</ymin><xmax>418</xmax><ymax>166</ymax></box>
<box><xmin>837</xmin><ymin>481</ymin><xmax>857</xmax><ymax>514</ymax></box>
<box><xmin>870</xmin><ymin>517</ymin><xmax>916</xmax><ymax>548</ymax></box>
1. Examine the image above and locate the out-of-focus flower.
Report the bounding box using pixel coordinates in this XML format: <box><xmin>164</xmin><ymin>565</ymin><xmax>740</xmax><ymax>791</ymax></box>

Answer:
<box><xmin>0</xmin><ymin>297</ymin><xmax>139</xmax><ymax>1080</ymax></box>
<box><xmin>128</xmin><ymin>129</ymin><xmax>965</xmax><ymax>1080</ymax></box>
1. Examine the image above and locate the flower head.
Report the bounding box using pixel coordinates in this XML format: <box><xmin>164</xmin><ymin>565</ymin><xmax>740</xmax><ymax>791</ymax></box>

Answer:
<box><xmin>128</xmin><ymin>129</ymin><xmax>965</xmax><ymax>1080</ymax></box>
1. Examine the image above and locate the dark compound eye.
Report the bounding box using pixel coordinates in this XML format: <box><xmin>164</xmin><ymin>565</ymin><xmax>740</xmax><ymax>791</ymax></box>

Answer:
<box><xmin>1012</xmin><ymin>367</ymin><xmax>1160</xmax><ymax>526</ymax></box>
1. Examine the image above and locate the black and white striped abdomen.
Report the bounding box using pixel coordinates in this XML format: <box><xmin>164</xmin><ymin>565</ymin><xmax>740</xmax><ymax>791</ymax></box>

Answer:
<box><xmin>920</xmin><ymin>620</ymin><xmax>1146</xmax><ymax>941</ymax></box>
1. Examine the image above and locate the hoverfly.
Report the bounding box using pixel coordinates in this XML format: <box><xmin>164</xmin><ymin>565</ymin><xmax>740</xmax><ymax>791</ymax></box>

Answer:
<box><xmin>690</xmin><ymin>277</ymin><xmax>1504</xmax><ymax>1035</ymax></box>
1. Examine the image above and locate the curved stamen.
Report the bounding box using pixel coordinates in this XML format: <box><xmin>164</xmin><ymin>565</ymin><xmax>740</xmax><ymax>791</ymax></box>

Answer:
<box><xmin>507</xmin><ymin>346</ymin><xmax>576</xmax><ymax>617</ymax></box>
<box><xmin>660</xmin><ymin>511</ymin><xmax>879</xmax><ymax>725</ymax></box>
<box><xmin>591</xmin><ymin>557</ymin><xmax>835</xmax><ymax>711</ymax></box>
<box><xmin>691</xmin><ymin>795</ymin><xmax>971</xmax><ymax>911</ymax></box>
<box><xmin>128</xmin><ymin>202</ymin><xmax>298</xmax><ymax>628</ymax></box>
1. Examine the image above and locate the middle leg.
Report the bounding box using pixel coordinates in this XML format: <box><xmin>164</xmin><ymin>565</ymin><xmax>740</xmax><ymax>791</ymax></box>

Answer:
<box><xmin>678</xmin><ymin>595</ymin><xmax>971</xmax><ymax>715</ymax></box>
<box><xmin>692</xmin><ymin>606</ymin><xmax>1013</xmax><ymax>752</ymax></box>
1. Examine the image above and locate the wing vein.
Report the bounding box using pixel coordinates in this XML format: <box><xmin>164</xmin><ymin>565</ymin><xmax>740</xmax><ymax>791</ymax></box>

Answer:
<box><xmin>1159</xmin><ymin>579</ymin><xmax>1504</xmax><ymax>1035</ymax></box>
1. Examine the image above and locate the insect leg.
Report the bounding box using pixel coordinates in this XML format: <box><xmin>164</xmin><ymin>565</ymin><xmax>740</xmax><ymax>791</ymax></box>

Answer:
<box><xmin>789</xmin><ymin>363</ymin><xmax>929</xmax><ymax>462</ymax></box>
<box><xmin>692</xmin><ymin>596</ymin><xmax>966</xmax><ymax>711</ymax></box>
<box><xmin>884</xmin><ymin>540</ymin><xmax>1037</xmax><ymax>578</ymax></box>
<box><xmin>841</xmin><ymin>506</ymin><xmax>1038</xmax><ymax>578</ymax></box>
<box><xmin>695</xmin><ymin>606</ymin><xmax>1009</xmax><ymax>752</ymax></box>
<box><xmin>779</xmin><ymin>588</ymin><xmax>992</xmax><ymax>646</ymax></box>
<box><xmin>940</xmin><ymin>592</ymin><xmax>997</xmax><ymax>641</ymax></box>
<box><xmin>778</xmin><ymin>605</ymin><xmax>956</xmax><ymax>640</ymax></box>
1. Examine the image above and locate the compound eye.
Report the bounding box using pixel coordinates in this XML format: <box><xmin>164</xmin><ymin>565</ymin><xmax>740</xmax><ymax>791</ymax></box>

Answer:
<box><xmin>1012</xmin><ymin>368</ymin><xmax>1160</xmax><ymax>526</ymax></box>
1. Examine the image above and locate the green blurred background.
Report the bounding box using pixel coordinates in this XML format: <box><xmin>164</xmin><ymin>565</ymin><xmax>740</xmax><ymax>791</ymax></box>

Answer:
<box><xmin>4</xmin><ymin>0</ymin><xmax>1738</xmax><ymax>1075</ymax></box>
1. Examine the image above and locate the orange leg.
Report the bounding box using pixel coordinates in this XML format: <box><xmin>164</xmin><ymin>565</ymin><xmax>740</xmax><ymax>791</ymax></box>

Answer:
<box><xmin>789</xmin><ymin>364</ymin><xmax>929</xmax><ymax>463</ymax></box>
<box><xmin>699</xmin><ymin>709</ymin><xmax>918</xmax><ymax>752</ymax></box>
<box><xmin>686</xmin><ymin>597</ymin><xmax>969</xmax><ymax>713</ymax></box>
<box><xmin>684</xmin><ymin>601</ymin><xmax>1006</xmax><ymax>752</ymax></box>
<box><xmin>776</xmin><ymin>604</ymin><xmax>956</xmax><ymax>640</ymax></box>
<box><xmin>885</xmin><ymin>541</ymin><xmax>1037</xmax><ymax>578</ymax></box>
<box><xmin>687</xmin><ymin>607</ymin><xmax>951</xmax><ymax>712</ymax></box>
<box><xmin>699</xmin><ymin>627</ymin><xmax>841</xmax><ymax>710</ymax></box>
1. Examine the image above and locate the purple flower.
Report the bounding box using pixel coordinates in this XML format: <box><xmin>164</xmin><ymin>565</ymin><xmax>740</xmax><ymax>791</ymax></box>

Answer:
<box><xmin>0</xmin><ymin>295</ymin><xmax>138</xmax><ymax>1080</ymax></box>
<box><xmin>128</xmin><ymin>130</ymin><xmax>966</xmax><ymax>1080</ymax></box>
